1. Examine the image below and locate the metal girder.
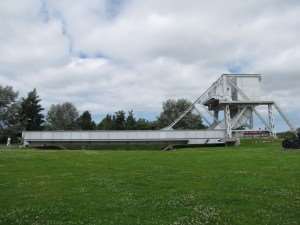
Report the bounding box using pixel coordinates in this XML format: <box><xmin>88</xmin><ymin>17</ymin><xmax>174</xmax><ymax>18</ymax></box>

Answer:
<box><xmin>231</xmin><ymin>107</ymin><xmax>248</xmax><ymax>128</ymax></box>
<box><xmin>214</xmin><ymin>106</ymin><xmax>252</xmax><ymax>131</ymax></box>
<box><xmin>22</xmin><ymin>130</ymin><xmax>229</xmax><ymax>147</ymax></box>
<box><xmin>268</xmin><ymin>104</ymin><xmax>276</xmax><ymax>137</ymax></box>
<box><xmin>224</xmin><ymin>105</ymin><xmax>232</xmax><ymax>139</ymax></box>
<box><xmin>195</xmin><ymin>104</ymin><xmax>221</xmax><ymax>124</ymax></box>
<box><xmin>249</xmin><ymin>106</ymin><xmax>254</xmax><ymax>129</ymax></box>
<box><xmin>227</xmin><ymin>77</ymin><xmax>296</xmax><ymax>136</ymax></box>
<box><xmin>193</xmin><ymin>107</ymin><xmax>212</xmax><ymax>126</ymax></box>
<box><xmin>163</xmin><ymin>73</ymin><xmax>295</xmax><ymax>141</ymax></box>
<box><xmin>163</xmin><ymin>99</ymin><xmax>200</xmax><ymax>130</ymax></box>
<box><xmin>226</xmin><ymin>78</ymin><xmax>272</xmax><ymax>131</ymax></box>
<box><xmin>164</xmin><ymin>78</ymin><xmax>221</xmax><ymax>129</ymax></box>
<box><xmin>273</xmin><ymin>103</ymin><xmax>297</xmax><ymax>135</ymax></box>
<box><xmin>222</xmin><ymin>74</ymin><xmax>262</xmax><ymax>80</ymax></box>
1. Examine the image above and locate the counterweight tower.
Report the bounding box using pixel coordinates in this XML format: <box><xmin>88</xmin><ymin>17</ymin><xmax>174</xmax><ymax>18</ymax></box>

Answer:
<box><xmin>165</xmin><ymin>74</ymin><xmax>297</xmax><ymax>140</ymax></box>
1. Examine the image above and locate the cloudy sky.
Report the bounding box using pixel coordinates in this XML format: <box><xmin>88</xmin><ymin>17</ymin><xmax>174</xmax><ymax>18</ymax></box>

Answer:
<box><xmin>0</xmin><ymin>0</ymin><xmax>299</xmax><ymax>130</ymax></box>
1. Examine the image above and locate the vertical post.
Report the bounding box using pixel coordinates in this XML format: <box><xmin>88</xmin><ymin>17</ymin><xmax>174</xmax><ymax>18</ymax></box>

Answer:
<box><xmin>268</xmin><ymin>104</ymin><xmax>276</xmax><ymax>137</ymax></box>
<box><xmin>249</xmin><ymin>107</ymin><xmax>254</xmax><ymax>129</ymax></box>
<box><xmin>222</xmin><ymin>75</ymin><xmax>229</xmax><ymax>100</ymax></box>
<box><xmin>214</xmin><ymin>110</ymin><xmax>219</xmax><ymax>121</ymax></box>
<box><xmin>224</xmin><ymin>104</ymin><xmax>232</xmax><ymax>139</ymax></box>
<box><xmin>213</xmin><ymin>110</ymin><xmax>219</xmax><ymax>123</ymax></box>
<box><xmin>222</xmin><ymin>75</ymin><xmax>226</xmax><ymax>100</ymax></box>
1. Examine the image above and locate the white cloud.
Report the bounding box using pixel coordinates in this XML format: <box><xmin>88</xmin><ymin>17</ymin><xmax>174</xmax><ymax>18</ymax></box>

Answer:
<box><xmin>0</xmin><ymin>0</ymin><xmax>299</xmax><ymax>128</ymax></box>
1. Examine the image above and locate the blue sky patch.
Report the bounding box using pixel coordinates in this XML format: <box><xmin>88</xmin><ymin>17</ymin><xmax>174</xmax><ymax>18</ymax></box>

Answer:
<box><xmin>105</xmin><ymin>0</ymin><xmax>126</xmax><ymax>19</ymax></box>
<box><xmin>39</xmin><ymin>0</ymin><xmax>50</xmax><ymax>23</ymax></box>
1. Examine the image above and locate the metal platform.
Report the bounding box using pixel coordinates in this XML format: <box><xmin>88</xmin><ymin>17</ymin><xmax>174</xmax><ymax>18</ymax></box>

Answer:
<box><xmin>22</xmin><ymin>130</ymin><xmax>228</xmax><ymax>147</ymax></box>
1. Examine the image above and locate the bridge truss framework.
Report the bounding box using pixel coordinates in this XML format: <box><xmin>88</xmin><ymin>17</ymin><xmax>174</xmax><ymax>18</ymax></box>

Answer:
<box><xmin>165</xmin><ymin>74</ymin><xmax>296</xmax><ymax>140</ymax></box>
<box><xmin>22</xmin><ymin>74</ymin><xmax>297</xmax><ymax>147</ymax></box>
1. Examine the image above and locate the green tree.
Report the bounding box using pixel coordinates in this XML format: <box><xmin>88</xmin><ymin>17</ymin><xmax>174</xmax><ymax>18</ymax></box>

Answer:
<box><xmin>0</xmin><ymin>85</ymin><xmax>20</xmax><ymax>142</ymax></box>
<box><xmin>0</xmin><ymin>86</ymin><xmax>18</xmax><ymax>108</ymax></box>
<box><xmin>136</xmin><ymin>118</ymin><xmax>152</xmax><ymax>130</ymax></box>
<box><xmin>5</xmin><ymin>102</ymin><xmax>22</xmax><ymax>136</ymax></box>
<box><xmin>157</xmin><ymin>99</ymin><xmax>206</xmax><ymax>129</ymax></box>
<box><xmin>46</xmin><ymin>102</ymin><xmax>79</xmax><ymax>130</ymax></box>
<box><xmin>77</xmin><ymin>111</ymin><xmax>96</xmax><ymax>130</ymax></box>
<box><xmin>19</xmin><ymin>89</ymin><xmax>44</xmax><ymax>131</ymax></box>
<box><xmin>0</xmin><ymin>86</ymin><xmax>18</xmax><ymax>131</ymax></box>
<box><xmin>98</xmin><ymin>114</ymin><xmax>114</xmax><ymax>130</ymax></box>
<box><xmin>113</xmin><ymin>110</ymin><xmax>126</xmax><ymax>130</ymax></box>
<box><xmin>126</xmin><ymin>110</ymin><xmax>136</xmax><ymax>130</ymax></box>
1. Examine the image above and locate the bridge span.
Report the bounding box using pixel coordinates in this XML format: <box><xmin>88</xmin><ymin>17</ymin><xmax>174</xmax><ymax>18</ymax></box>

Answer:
<box><xmin>22</xmin><ymin>130</ymin><xmax>229</xmax><ymax>147</ymax></box>
<box><xmin>22</xmin><ymin>74</ymin><xmax>295</xmax><ymax>148</ymax></box>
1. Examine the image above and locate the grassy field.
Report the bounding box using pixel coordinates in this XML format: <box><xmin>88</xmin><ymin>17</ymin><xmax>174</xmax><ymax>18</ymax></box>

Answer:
<box><xmin>0</xmin><ymin>140</ymin><xmax>299</xmax><ymax>225</ymax></box>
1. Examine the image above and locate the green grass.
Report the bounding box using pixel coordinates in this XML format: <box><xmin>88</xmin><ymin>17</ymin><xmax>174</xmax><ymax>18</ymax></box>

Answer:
<box><xmin>0</xmin><ymin>140</ymin><xmax>300</xmax><ymax>225</ymax></box>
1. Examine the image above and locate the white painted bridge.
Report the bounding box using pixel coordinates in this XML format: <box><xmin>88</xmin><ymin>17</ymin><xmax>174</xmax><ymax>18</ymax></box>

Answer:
<box><xmin>22</xmin><ymin>130</ymin><xmax>228</xmax><ymax>147</ymax></box>
<box><xmin>22</xmin><ymin>74</ymin><xmax>296</xmax><ymax>148</ymax></box>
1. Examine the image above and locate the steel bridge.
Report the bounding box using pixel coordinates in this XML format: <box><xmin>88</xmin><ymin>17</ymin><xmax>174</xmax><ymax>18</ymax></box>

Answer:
<box><xmin>22</xmin><ymin>74</ymin><xmax>296</xmax><ymax>147</ymax></box>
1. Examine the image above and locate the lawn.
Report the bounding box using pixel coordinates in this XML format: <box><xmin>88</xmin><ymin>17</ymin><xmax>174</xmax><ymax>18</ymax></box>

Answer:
<box><xmin>0</xmin><ymin>140</ymin><xmax>299</xmax><ymax>225</ymax></box>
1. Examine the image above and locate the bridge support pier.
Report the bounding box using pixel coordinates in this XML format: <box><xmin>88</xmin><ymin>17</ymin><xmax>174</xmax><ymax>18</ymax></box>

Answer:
<box><xmin>268</xmin><ymin>104</ymin><xmax>276</xmax><ymax>137</ymax></box>
<box><xmin>224</xmin><ymin>104</ymin><xmax>232</xmax><ymax>139</ymax></box>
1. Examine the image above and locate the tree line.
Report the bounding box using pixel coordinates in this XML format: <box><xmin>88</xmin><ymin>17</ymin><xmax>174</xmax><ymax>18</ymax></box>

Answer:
<box><xmin>0</xmin><ymin>85</ymin><xmax>205</xmax><ymax>143</ymax></box>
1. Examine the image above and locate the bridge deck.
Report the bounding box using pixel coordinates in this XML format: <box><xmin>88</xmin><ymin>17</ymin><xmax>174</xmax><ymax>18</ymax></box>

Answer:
<box><xmin>22</xmin><ymin>130</ymin><xmax>228</xmax><ymax>147</ymax></box>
